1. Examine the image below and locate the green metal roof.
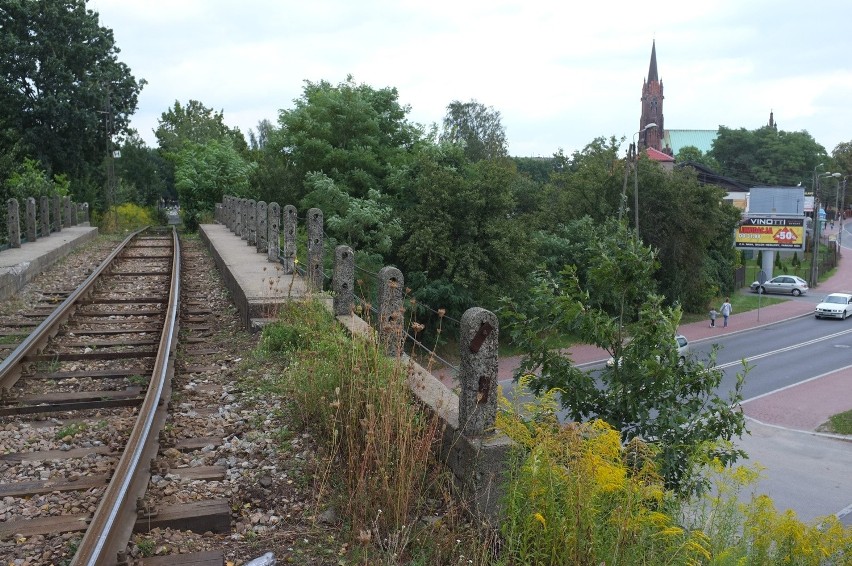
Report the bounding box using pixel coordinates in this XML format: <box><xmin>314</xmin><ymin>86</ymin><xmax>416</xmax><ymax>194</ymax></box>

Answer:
<box><xmin>663</xmin><ymin>129</ymin><xmax>718</xmax><ymax>156</ymax></box>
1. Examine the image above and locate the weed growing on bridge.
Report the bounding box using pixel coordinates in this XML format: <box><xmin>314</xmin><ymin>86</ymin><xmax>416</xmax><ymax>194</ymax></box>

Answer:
<box><xmin>495</xmin><ymin>382</ymin><xmax>852</xmax><ymax>565</ymax></box>
<box><xmin>257</xmin><ymin>298</ymin><xmax>471</xmax><ymax>563</ymax></box>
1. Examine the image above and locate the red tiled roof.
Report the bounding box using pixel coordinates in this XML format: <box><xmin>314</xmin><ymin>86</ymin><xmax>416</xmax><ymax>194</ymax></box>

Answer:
<box><xmin>645</xmin><ymin>147</ymin><xmax>675</xmax><ymax>162</ymax></box>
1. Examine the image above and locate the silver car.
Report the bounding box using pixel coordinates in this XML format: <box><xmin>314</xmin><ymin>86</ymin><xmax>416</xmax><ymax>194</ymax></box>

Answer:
<box><xmin>750</xmin><ymin>275</ymin><xmax>809</xmax><ymax>296</ymax></box>
<box><xmin>607</xmin><ymin>334</ymin><xmax>690</xmax><ymax>367</ymax></box>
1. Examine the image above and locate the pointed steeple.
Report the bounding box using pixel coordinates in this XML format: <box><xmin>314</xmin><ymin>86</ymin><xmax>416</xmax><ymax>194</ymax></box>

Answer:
<box><xmin>648</xmin><ymin>40</ymin><xmax>659</xmax><ymax>83</ymax></box>
<box><xmin>639</xmin><ymin>40</ymin><xmax>664</xmax><ymax>151</ymax></box>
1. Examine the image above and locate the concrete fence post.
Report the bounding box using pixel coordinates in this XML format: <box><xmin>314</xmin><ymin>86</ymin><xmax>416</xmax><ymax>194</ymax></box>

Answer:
<box><xmin>25</xmin><ymin>197</ymin><xmax>37</xmax><ymax>242</ymax></box>
<box><xmin>222</xmin><ymin>196</ymin><xmax>230</xmax><ymax>229</ymax></box>
<box><xmin>268</xmin><ymin>202</ymin><xmax>281</xmax><ymax>263</ymax></box>
<box><xmin>69</xmin><ymin>199</ymin><xmax>78</xmax><ymax>226</ymax></box>
<box><xmin>458</xmin><ymin>307</ymin><xmax>499</xmax><ymax>436</ymax></box>
<box><xmin>234</xmin><ymin>198</ymin><xmax>245</xmax><ymax>238</ymax></box>
<box><xmin>81</xmin><ymin>202</ymin><xmax>90</xmax><ymax>224</ymax></box>
<box><xmin>7</xmin><ymin>199</ymin><xmax>21</xmax><ymax>248</ymax></box>
<box><xmin>256</xmin><ymin>201</ymin><xmax>268</xmax><ymax>253</ymax></box>
<box><xmin>247</xmin><ymin>199</ymin><xmax>257</xmax><ymax>246</ymax></box>
<box><xmin>377</xmin><ymin>266</ymin><xmax>404</xmax><ymax>357</ymax></box>
<box><xmin>282</xmin><ymin>205</ymin><xmax>297</xmax><ymax>273</ymax></box>
<box><xmin>240</xmin><ymin>199</ymin><xmax>250</xmax><ymax>241</ymax></box>
<box><xmin>307</xmin><ymin>207</ymin><xmax>324</xmax><ymax>291</ymax></box>
<box><xmin>52</xmin><ymin>195</ymin><xmax>62</xmax><ymax>232</ymax></box>
<box><xmin>39</xmin><ymin>197</ymin><xmax>50</xmax><ymax>237</ymax></box>
<box><xmin>333</xmin><ymin>245</ymin><xmax>355</xmax><ymax>316</ymax></box>
<box><xmin>63</xmin><ymin>196</ymin><xmax>73</xmax><ymax>228</ymax></box>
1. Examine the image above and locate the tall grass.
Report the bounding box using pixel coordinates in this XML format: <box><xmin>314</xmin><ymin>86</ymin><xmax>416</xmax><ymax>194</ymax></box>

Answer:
<box><xmin>259</xmin><ymin>299</ymin><xmax>444</xmax><ymax>555</ymax></box>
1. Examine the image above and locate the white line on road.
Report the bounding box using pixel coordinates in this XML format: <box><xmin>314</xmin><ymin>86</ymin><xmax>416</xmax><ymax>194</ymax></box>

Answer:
<box><xmin>717</xmin><ymin>326</ymin><xmax>852</xmax><ymax>371</ymax></box>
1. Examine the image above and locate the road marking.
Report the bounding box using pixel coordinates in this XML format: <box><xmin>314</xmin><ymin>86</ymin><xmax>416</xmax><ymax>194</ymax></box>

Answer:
<box><xmin>717</xmin><ymin>326</ymin><xmax>852</xmax><ymax>370</ymax></box>
<box><xmin>742</xmin><ymin>362</ymin><xmax>852</xmax><ymax>404</ymax></box>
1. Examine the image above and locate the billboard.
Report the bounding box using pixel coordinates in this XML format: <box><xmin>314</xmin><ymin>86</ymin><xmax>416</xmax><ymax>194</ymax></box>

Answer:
<box><xmin>734</xmin><ymin>217</ymin><xmax>805</xmax><ymax>250</ymax></box>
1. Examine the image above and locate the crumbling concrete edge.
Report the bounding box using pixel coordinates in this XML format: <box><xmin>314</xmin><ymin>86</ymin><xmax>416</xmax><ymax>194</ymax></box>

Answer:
<box><xmin>0</xmin><ymin>227</ymin><xmax>98</xmax><ymax>302</ymax></box>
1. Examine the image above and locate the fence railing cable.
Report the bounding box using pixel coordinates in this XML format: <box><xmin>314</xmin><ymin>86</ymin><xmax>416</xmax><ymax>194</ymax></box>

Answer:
<box><xmin>404</xmin><ymin>329</ymin><xmax>459</xmax><ymax>372</ymax></box>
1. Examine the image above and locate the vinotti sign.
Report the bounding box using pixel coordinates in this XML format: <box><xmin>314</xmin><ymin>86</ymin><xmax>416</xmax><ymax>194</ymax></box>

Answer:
<box><xmin>734</xmin><ymin>217</ymin><xmax>805</xmax><ymax>250</ymax></box>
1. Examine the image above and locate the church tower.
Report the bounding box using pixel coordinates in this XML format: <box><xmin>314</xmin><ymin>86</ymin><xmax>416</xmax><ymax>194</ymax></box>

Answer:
<box><xmin>640</xmin><ymin>40</ymin><xmax>664</xmax><ymax>151</ymax></box>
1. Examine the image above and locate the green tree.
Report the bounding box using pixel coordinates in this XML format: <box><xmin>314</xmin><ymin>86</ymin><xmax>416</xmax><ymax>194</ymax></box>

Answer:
<box><xmin>393</xmin><ymin>144</ymin><xmax>530</xmax><ymax>313</ymax></box>
<box><xmin>538</xmin><ymin>137</ymin><xmax>627</xmax><ymax>227</ymax></box>
<box><xmin>675</xmin><ymin>145</ymin><xmax>720</xmax><ymax>170</ymax></box>
<box><xmin>0</xmin><ymin>0</ymin><xmax>143</xmax><ymax>185</ymax></box>
<box><xmin>155</xmin><ymin>99</ymin><xmax>246</xmax><ymax>157</ymax></box>
<box><xmin>174</xmin><ymin>140</ymin><xmax>254</xmax><ymax>230</ymax></box>
<box><xmin>5</xmin><ymin>158</ymin><xmax>58</xmax><ymax>201</ymax></box>
<box><xmin>267</xmin><ymin>76</ymin><xmax>423</xmax><ymax>207</ymax></box>
<box><xmin>709</xmin><ymin>126</ymin><xmax>828</xmax><ymax>187</ymax></box>
<box><xmin>439</xmin><ymin>100</ymin><xmax>508</xmax><ymax>162</ymax></box>
<box><xmin>300</xmin><ymin>172</ymin><xmax>402</xmax><ymax>255</ymax></box>
<box><xmin>637</xmin><ymin>158</ymin><xmax>741</xmax><ymax>309</ymax></box>
<box><xmin>525</xmin><ymin>137</ymin><xmax>737</xmax><ymax>311</ymax></box>
<box><xmin>115</xmin><ymin>132</ymin><xmax>169</xmax><ymax>206</ymax></box>
<box><xmin>832</xmin><ymin>141</ymin><xmax>852</xmax><ymax>215</ymax></box>
<box><xmin>504</xmin><ymin>219</ymin><xmax>747</xmax><ymax>495</ymax></box>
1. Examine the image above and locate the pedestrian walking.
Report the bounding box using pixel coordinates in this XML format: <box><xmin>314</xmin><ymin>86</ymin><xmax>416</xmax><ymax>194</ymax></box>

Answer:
<box><xmin>709</xmin><ymin>307</ymin><xmax>718</xmax><ymax>327</ymax></box>
<box><xmin>720</xmin><ymin>298</ymin><xmax>732</xmax><ymax>328</ymax></box>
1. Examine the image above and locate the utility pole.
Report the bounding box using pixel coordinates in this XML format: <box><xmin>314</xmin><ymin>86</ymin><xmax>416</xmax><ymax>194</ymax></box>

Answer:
<box><xmin>810</xmin><ymin>164</ymin><xmax>824</xmax><ymax>286</ymax></box>
<box><xmin>102</xmin><ymin>85</ymin><xmax>118</xmax><ymax>227</ymax></box>
<box><xmin>810</xmin><ymin>170</ymin><xmax>840</xmax><ymax>285</ymax></box>
<box><xmin>840</xmin><ymin>176</ymin><xmax>848</xmax><ymax>247</ymax></box>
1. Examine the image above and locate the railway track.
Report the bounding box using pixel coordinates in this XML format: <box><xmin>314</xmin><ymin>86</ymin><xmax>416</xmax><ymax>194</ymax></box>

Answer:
<box><xmin>0</xmin><ymin>226</ymin><xmax>251</xmax><ymax>565</ymax></box>
<box><xmin>0</xmin><ymin>229</ymin><xmax>325</xmax><ymax>565</ymax></box>
<box><xmin>0</xmin><ymin>227</ymin><xmax>181</xmax><ymax>564</ymax></box>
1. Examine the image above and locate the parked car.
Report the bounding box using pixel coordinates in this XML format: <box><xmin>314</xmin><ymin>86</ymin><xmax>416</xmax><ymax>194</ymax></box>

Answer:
<box><xmin>750</xmin><ymin>275</ymin><xmax>809</xmax><ymax>296</ymax></box>
<box><xmin>814</xmin><ymin>293</ymin><xmax>852</xmax><ymax>319</ymax></box>
<box><xmin>607</xmin><ymin>334</ymin><xmax>690</xmax><ymax>367</ymax></box>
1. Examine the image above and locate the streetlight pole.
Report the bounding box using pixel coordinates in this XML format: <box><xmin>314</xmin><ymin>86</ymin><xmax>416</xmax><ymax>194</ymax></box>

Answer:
<box><xmin>632</xmin><ymin>122</ymin><xmax>657</xmax><ymax>234</ymax></box>
<box><xmin>841</xmin><ymin>175</ymin><xmax>849</xmax><ymax>247</ymax></box>
<box><xmin>810</xmin><ymin>164</ymin><xmax>824</xmax><ymax>285</ymax></box>
<box><xmin>810</xmin><ymin>170</ymin><xmax>837</xmax><ymax>285</ymax></box>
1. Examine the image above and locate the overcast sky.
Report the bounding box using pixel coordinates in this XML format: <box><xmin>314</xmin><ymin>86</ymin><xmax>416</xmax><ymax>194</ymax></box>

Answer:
<box><xmin>90</xmin><ymin>0</ymin><xmax>852</xmax><ymax>158</ymax></box>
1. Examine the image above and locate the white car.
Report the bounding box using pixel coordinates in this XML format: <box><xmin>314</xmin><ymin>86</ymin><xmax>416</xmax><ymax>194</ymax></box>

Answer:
<box><xmin>814</xmin><ymin>293</ymin><xmax>852</xmax><ymax>320</ymax></box>
<box><xmin>607</xmin><ymin>334</ymin><xmax>690</xmax><ymax>367</ymax></box>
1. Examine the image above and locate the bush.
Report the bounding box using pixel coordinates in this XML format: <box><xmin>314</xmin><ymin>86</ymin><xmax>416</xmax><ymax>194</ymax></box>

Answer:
<box><xmin>93</xmin><ymin>203</ymin><xmax>155</xmax><ymax>233</ymax></box>
<box><xmin>497</xmin><ymin>386</ymin><xmax>710</xmax><ymax>565</ymax></box>
<box><xmin>497</xmin><ymin>386</ymin><xmax>852</xmax><ymax>565</ymax></box>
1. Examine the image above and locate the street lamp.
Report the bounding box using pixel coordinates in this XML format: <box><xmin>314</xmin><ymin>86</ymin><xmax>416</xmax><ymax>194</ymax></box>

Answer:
<box><xmin>632</xmin><ymin>122</ymin><xmax>657</xmax><ymax>234</ymax></box>
<box><xmin>840</xmin><ymin>175</ymin><xmax>849</xmax><ymax>246</ymax></box>
<box><xmin>810</xmin><ymin>169</ymin><xmax>839</xmax><ymax>285</ymax></box>
<box><xmin>809</xmin><ymin>164</ymin><xmax>825</xmax><ymax>285</ymax></box>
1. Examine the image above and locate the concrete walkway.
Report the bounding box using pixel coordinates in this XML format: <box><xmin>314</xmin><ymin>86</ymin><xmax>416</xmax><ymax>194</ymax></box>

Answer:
<box><xmin>0</xmin><ymin>225</ymin><xmax>98</xmax><ymax>301</ymax></box>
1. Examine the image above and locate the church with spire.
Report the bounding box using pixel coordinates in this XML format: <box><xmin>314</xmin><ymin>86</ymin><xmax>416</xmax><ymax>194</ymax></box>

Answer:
<box><xmin>639</xmin><ymin>40</ymin><xmax>664</xmax><ymax>152</ymax></box>
<box><xmin>637</xmin><ymin>41</ymin><xmax>758</xmax><ymax>199</ymax></box>
<box><xmin>638</xmin><ymin>41</ymin><xmax>720</xmax><ymax>160</ymax></box>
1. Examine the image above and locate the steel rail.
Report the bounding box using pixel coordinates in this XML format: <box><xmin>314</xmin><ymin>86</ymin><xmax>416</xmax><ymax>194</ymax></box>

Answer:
<box><xmin>72</xmin><ymin>226</ymin><xmax>181</xmax><ymax>565</ymax></box>
<box><xmin>0</xmin><ymin>227</ymin><xmax>147</xmax><ymax>392</ymax></box>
